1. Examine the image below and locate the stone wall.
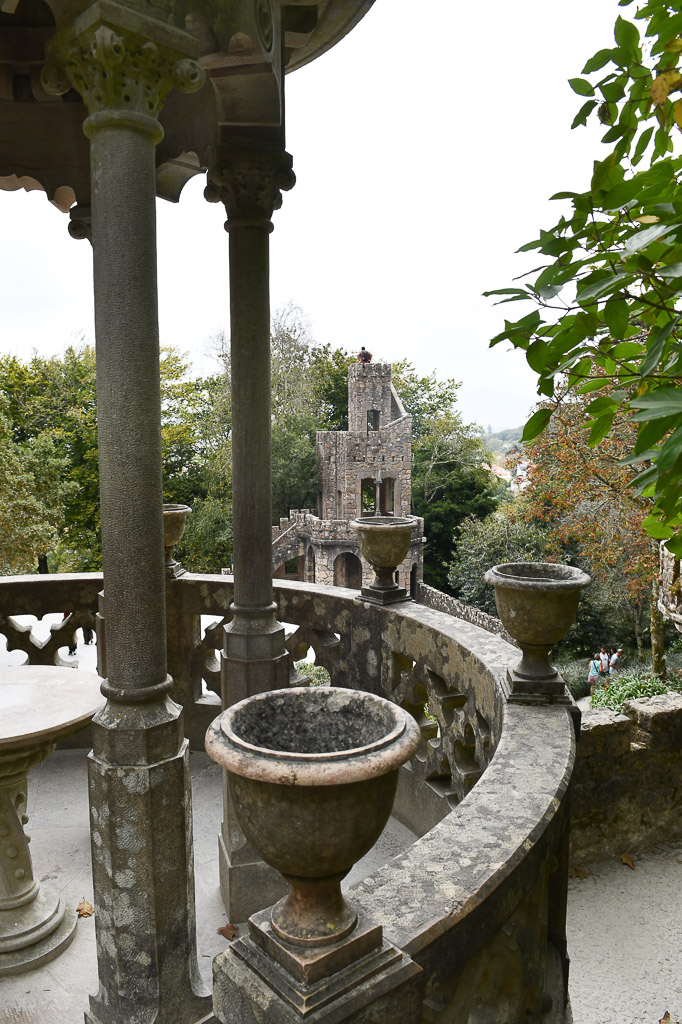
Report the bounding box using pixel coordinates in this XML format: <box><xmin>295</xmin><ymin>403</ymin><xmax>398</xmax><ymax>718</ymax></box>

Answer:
<box><xmin>416</xmin><ymin>583</ymin><xmax>517</xmax><ymax>646</ymax></box>
<box><xmin>570</xmin><ymin>693</ymin><xmax>682</xmax><ymax>862</ymax></box>
<box><xmin>272</xmin><ymin>510</ymin><xmax>424</xmax><ymax>591</ymax></box>
<box><xmin>347</xmin><ymin>361</ymin><xmax>404</xmax><ymax>432</ymax></box>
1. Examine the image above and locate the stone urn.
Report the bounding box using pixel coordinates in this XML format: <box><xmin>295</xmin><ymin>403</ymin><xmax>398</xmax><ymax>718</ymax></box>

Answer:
<box><xmin>162</xmin><ymin>503</ymin><xmax>191</xmax><ymax>578</ymax></box>
<box><xmin>205</xmin><ymin>687</ymin><xmax>420</xmax><ymax>947</ymax></box>
<box><xmin>484</xmin><ymin>561</ymin><xmax>590</xmax><ymax>696</ymax></box>
<box><xmin>351</xmin><ymin>515</ymin><xmax>415</xmax><ymax>605</ymax></box>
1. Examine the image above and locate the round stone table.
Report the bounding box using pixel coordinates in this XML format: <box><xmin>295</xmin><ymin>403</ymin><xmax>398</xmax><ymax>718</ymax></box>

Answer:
<box><xmin>0</xmin><ymin>666</ymin><xmax>104</xmax><ymax>976</ymax></box>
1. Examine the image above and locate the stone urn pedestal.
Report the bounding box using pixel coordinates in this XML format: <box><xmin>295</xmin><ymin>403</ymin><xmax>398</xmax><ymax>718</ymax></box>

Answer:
<box><xmin>163</xmin><ymin>503</ymin><xmax>192</xmax><ymax>578</ymax></box>
<box><xmin>206</xmin><ymin>687</ymin><xmax>423</xmax><ymax>1024</ymax></box>
<box><xmin>484</xmin><ymin>561</ymin><xmax>590</xmax><ymax>702</ymax></box>
<box><xmin>351</xmin><ymin>516</ymin><xmax>415</xmax><ymax>605</ymax></box>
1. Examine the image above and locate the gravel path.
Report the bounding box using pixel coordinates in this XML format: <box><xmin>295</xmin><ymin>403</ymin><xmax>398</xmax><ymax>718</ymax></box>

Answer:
<box><xmin>567</xmin><ymin>839</ymin><xmax>682</xmax><ymax>1024</ymax></box>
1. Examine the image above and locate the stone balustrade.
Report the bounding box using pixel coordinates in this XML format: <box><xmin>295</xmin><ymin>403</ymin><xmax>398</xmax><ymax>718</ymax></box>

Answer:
<box><xmin>0</xmin><ymin>571</ymin><xmax>576</xmax><ymax>1023</ymax></box>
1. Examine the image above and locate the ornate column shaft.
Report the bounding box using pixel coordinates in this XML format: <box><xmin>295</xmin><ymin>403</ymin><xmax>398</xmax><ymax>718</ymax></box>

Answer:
<box><xmin>206</xmin><ymin>142</ymin><xmax>294</xmax><ymax>920</ymax></box>
<box><xmin>44</xmin><ymin>10</ymin><xmax>213</xmax><ymax>1024</ymax></box>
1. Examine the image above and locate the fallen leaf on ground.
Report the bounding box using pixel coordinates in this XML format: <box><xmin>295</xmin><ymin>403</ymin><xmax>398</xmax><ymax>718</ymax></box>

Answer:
<box><xmin>217</xmin><ymin>923</ymin><xmax>238</xmax><ymax>941</ymax></box>
<box><xmin>659</xmin><ymin>1012</ymin><xmax>680</xmax><ymax>1024</ymax></box>
<box><xmin>567</xmin><ymin>865</ymin><xmax>589</xmax><ymax>879</ymax></box>
<box><xmin>620</xmin><ymin>853</ymin><xmax>635</xmax><ymax>870</ymax></box>
<box><xmin>76</xmin><ymin>899</ymin><xmax>94</xmax><ymax>918</ymax></box>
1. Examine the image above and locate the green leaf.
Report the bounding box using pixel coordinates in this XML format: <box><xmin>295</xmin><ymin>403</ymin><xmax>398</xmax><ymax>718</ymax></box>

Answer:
<box><xmin>601</xmin><ymin>179</ymin><xmax>641</xmax><ymax>209</ymax></box>
<box><xmin>587</xmin><ymin>395</ymin><xmax>618</xmax><ymax>416</ymax></box>
<box><xmin>657</xmin><ymin>424</ymin><xmax>682</xmax><ymax>472</ymax></box>
<box><xmin>642</xmin><ymin>514</ymin><xmax>673</xmax><ymax>539</ymax></box>
<box><xmin>634</xmin><ymin>415</ymin><xmax>680</xmax><ymax>454</ymax></box>
<box><xmin>600</xmin><ymin>76</ymin><xmax>628</xmax><ymax>102</ymax></box>
<box><xmin>632</xmin><ymin>464</ymin><xmax>659</xmax><ymax>493</ymax></box>
<box><xmin>522</xmin><ymin>407</ymin><xmax>552</xmax><ymax>442</ymax></box>
<box><xmin>526</xmin><ymin>340</ymin><xmax>550</xmax><ymax>374</ymax></box>
<box><xmin>587</xmin><ymin>411</ymin><xmax>616</xmax><ymax>446</ymax></box>
<box><xmin>577</xmin><ymin>378</ymin><xmax>609</xmax><ymax>394</ymax></box>
<box><xmin>624</xmin><ymin>223</ymin><xmax>674</xmax><ymax>253</ymax></box>
<box><xmin>640</xmin><ymin>319</ymin><xmax>677</xmax><ymax>375</ymax></box>
<box><xmin>633</xmin><ymin>127</ymin><xmax>655</xmax><ymax>166</ymax></box>
<box><xmin>614</xmin><ymin>16</ymin><xmax>639</xmax><ymax>54</ymax></box>
<box><xmin>483</xmin><ymin>287</ymin><xmax>531</xmax><ymax>298</ymax></box>
<box><xmin>572</xmin><ymin>100</ymin><xmax>598</xmax><ymax>129</ymax></box>
<box><xmin>658</xmin><ymin>262</ymin><xmax>682</xmax><ymax>278</ymax></box>
<box><xmin>663</xmin><ymin>535</ymin><xmax>682</xmax><ymax>556</ymax></box>
<box><xmin>578</xmin><ymin>271</ymin><xmax>631</xmax><ymax>302</ymax></box>
<box><xmin>569</xmin><ymin>78</ymin><xmax>595</xmax><ymax>97</ymax></box>
<box><xmin>582</xmin><ymin>48</ymin><xmax>617</xmax><ymax>73</ymax></box>
<box><xmin>619</xmin><ymin>448</ymin><xmax>659</xmax><ymax>466</ymax></box>
<box><xmin>604</xmin><ymin>297</ymin><xmax>630</xmax><ymax>338</ymax></box>
<box><xmin>611</xmin><ymin>342</ymin><xmax>643</xmax><ymax>359</ymax></box>
<box><xmin>630</xmin><ymin>387</ymin><xmax>682</xmax><ymax>419</ymax></box>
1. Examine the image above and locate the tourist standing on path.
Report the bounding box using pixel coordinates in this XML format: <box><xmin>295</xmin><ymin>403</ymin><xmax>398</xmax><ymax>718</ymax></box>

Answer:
<box><xmin>588</xmin><ymin>653</ymin><xmax>602</xmax><ymax>695</ymax></box>
<box><xmin>599</xmin><ymin>646</ymin><xmax>610</xmax><ymax>677</ymax></box>
<box><xmin>609</xmin><ymin>648</ymin><xmax>623</xmax><ymax>676</ymax></box>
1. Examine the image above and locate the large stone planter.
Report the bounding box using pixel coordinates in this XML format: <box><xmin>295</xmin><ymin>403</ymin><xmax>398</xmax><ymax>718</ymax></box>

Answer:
<box><xmin>484</xmin><ymin>561</ymin><xmax>590</xmax><ymax>697</ymax></box>
<box><xmin>351</xmin><ymin>515</ymin><xmax>415</xmax><ymax>605</ymax></box>
<box><xmin>205</xmin><ymin>686</ymin><xmax>420</xmax><ymax>947</ymax></box>
<box><xmin>162</xmin><ymin>503</ymin><xmax>191</xmax><ymax>578</ymax></box>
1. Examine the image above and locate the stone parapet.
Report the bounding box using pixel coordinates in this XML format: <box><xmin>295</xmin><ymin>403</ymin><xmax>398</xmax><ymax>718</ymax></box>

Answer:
<box><xmin>416</xmin><ymin>583</ymin><xmax>518</xmax><ymax>646</ymax></box>
<box><xmin>570</xmin><ymin>693</ymin><xmax>682</xmax><ymax>862</ymax></box>
<box><xmin>0</xmin><ymin>571</ymin><xmax>575</xmax><ymax>1023</ymax></box>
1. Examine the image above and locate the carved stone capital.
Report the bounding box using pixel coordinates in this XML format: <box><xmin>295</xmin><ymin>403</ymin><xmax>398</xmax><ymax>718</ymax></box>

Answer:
<box><xmin>42</xmin><ymin>5</ymin><xmax>205</xmax><ymax>129</ymax></box>
<box><xmin>206</xmin><ymin>146</ymin><xmax>295</xmax><ymax>227</ymax></box>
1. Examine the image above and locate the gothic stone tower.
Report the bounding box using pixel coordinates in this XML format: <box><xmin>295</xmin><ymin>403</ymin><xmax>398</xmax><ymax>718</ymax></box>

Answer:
<box><xmin>272</xmin><ymin>362</ymin><xmax>424</xmax><ymax>593</ymax></box>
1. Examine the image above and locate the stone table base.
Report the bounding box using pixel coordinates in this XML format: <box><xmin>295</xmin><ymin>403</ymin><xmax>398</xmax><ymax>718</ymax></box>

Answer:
<box><xmin>0</xmin><ymin>667</ymin><xmax>104</xmax><ymax>976</ymax></box>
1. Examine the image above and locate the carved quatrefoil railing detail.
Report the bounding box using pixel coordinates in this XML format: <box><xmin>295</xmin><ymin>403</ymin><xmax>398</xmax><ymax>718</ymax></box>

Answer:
<box><xmin>0</xmin><ymin>610</ymin><xmax>96</xmax><ymax>668</ymax></box>
<box><xmin>390</xmin><ymin>653</ymin><xmax>492</xmax><ymax>809</ymax></box>
<box><xmin>192</xmin><ymin>615</ymin><xmax>232</xmax><ymax>697</ymax></box>
<box><xmin>284</xmin><ymin>624</ymin><xmax>342</xmax><ymax>687</ymax></box>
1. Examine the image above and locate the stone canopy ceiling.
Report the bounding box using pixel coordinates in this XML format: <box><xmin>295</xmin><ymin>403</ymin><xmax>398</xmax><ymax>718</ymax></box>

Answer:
<box><xmin>0</xmin><ymin>0</ymin><xmax>374</xmax><ymax>211</ymax></box>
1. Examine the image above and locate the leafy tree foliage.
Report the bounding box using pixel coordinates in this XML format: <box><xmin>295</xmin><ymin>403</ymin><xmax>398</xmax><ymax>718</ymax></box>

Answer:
<box><xmin>391</xmin><ymin>361</ymin><xmax>497</xmax><ymax>591</ymax></box>
<box><xmin>0</xmin><ymin>345</ymin><xmax>217</xmax><ymax>573</ymax></box>
<box><xmin>486</xmin><ymin>1</ymin><xmax>682</xmax><ymax>555</ymax></box>
<box><xmin>0</xmin><ymin>403</ymin><xmax>73</xmax><ymax>574</ymax></box>
<box><xmin>448</xmin><ymin>506</ymin><xmax>548</xmax><ymax>616</ymax></box>
<box><xmin>520</xmin><ymin>386</ymin><xmax>663</xmax><ymax>660</ymax></box>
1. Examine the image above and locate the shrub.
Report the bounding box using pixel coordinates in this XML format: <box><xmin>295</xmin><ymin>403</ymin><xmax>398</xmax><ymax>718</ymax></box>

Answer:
<box><xmin>555</xmin><ymin>659</ymin><xmax>592</xmax><ymax>701</ymax></box>
<box><xmin>294</xmin><ymin>661</ymin><xmax>331</xmax><ymax>687</ymax></box>
<box><xmin>590</xmin><ymin>671</ymin><xmax>682</xmax><ymax>714</ymax></box>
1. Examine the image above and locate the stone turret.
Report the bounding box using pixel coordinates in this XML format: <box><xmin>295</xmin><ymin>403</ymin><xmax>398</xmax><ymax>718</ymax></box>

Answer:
<box><xmin>317</xmin><ymin>363</ymin><xmax>413</xmax><ymax>522</ymax></box>
<box><xmin>273</xmin><ymin>362</ymin><xmax>424</xmax><ymax>594</ymax></box>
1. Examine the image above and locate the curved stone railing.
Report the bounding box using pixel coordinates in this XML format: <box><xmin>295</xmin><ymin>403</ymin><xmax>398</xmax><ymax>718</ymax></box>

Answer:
<box><xmin>0</xmin><ymin>571</ymin><xmax>575</xmax><ymax>1023</ymax></box>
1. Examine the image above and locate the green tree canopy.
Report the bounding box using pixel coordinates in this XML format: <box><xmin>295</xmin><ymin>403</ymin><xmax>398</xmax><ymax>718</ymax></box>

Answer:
<box><xmin>390</xmin><ymin>361</ymin><xmax>497</xmax><ymax>592</ymax></box>
<box><xmin>486</xmin><ymin>0</ymin><xmax>682</xmax><ymax>556</ymax></box>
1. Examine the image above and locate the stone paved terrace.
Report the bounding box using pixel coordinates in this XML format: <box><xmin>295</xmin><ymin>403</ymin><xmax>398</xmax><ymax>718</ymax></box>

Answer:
<box><xmin>0</xmin><ymin>745</ymin><xmax>680</xmax><ymax>1024</ymax></box>
<box><xmin>0</xmin><ymin>575</ymin><xmax>577</xmax><ymax>1022</ymax></box>
<box><xmin>0</xmin><ymin>748</ymin><xmax>416</xmax><ymax>1024</ymax></box>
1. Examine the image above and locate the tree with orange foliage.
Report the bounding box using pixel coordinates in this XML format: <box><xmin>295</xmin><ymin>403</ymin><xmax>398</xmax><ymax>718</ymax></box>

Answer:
<box><xmin>521</xmin><ymin>385</ymin><xmax>665</xmax><ymax>670</ymax></box>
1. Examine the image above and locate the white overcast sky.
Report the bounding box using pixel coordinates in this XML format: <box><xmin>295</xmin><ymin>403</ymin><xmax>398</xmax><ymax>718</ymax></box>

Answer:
<box><xmin>1</xmin><ymin>0</ymin><xmax>619</xmax><ymax>431</ymax></box>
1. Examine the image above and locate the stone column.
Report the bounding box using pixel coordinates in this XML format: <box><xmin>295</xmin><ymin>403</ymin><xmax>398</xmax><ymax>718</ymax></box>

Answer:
<box><xmin>205</xmin><ymin>142</ymin><xmax>294</xmax><ymax>920</ymax></box>
<box><xmin>43</xmin><ymin>15</ymin><xmax>213</xmax><ymax>1024</ymax></box>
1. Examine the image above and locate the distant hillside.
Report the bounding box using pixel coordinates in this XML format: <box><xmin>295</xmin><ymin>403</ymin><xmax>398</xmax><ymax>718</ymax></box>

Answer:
<box><xmin>481</xmin><ymin>425</ymin><xmax>523</xmax><ymax>455</ymax></box>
